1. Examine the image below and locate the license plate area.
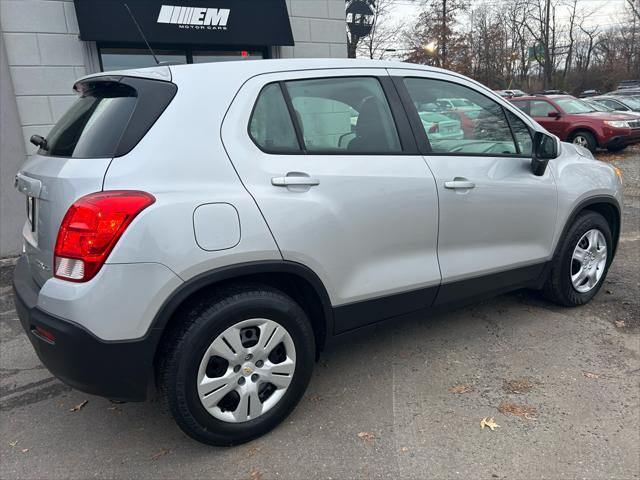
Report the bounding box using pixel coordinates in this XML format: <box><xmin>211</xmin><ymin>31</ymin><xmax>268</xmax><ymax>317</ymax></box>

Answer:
<box><xmin>27</xmin><ymin>195</ymin><xmax>38</xmax><ymax>233</ymax></box>
<box><xmin>26</xmin><ymin>196</ymin><xmax>37</xmax><ymax>233</ymax></box>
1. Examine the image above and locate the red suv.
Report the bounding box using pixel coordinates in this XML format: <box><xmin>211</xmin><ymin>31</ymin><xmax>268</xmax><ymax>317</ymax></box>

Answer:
<box><xmin>510</xmin><ymin>95</ymin><xmax>640</xmax><ymax>152</ymax></box>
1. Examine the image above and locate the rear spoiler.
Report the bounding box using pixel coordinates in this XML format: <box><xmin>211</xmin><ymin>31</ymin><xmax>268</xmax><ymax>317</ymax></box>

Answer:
<box><xmin>73</xmin><ymin>65</ymin><xmax>172</xmax><ymax>93</ymax></box>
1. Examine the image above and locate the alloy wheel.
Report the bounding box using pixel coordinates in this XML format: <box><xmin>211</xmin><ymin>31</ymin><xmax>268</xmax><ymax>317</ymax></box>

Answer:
<box><xmin>572</xmin><ymin>135</ymin><xmax>589</xmax><ymax>148</ymax></box>
<box><xmin>196</xmin><ymin>318</ymin><xmax>296</xmax><ymax>423</ymax></box>
<box><xmin>571</xmin><ymin>229</ymin><xmax>607</xmax><ymax>293</ymax></box>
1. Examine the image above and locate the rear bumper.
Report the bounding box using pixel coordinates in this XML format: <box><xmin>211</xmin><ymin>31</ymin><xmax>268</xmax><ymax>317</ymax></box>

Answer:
<box><xmin>12</xmin><ymin>256</ymin><xmax>154</xmax><ymax>401</ymax></box>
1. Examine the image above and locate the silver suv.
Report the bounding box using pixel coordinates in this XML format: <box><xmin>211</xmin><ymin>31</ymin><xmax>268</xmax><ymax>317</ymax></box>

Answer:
<box><xmin>12</xmin><ymin>59</ymin><xmax>623</xmax><ymax>446</ymax></box>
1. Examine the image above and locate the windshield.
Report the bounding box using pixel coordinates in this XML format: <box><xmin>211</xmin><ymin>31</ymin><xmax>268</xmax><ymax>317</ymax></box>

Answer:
<box><xmin>619</xmin><ymin>97</ymin><xmax>640</xmax><ymax>109</ymax></box>
<box><xmin>555</xmin><ymin>98</ymin><xmax>596</xmax><ymax>114</ymax></box>
<box><xmin>588</xmin><ymin>101</ymin><xmax>613</xmax><ymax>112</ymax></box>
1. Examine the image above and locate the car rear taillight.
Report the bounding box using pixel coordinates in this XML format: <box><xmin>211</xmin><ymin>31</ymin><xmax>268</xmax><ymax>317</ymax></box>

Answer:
<box><xmin>54</xmin><ymin>191</ymin><xmax>155</xmax><ymax>282</ymax></box>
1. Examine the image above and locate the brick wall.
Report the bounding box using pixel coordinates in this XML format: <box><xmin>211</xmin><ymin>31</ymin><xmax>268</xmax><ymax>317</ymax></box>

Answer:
<box><xmin>280</xmin><ymin>0</ymin><xmax>346</xmax><ymax>58</ymax></box>
<box><xmin>0</xmin><ymin>0</ymin><xmax>92</xmax><ymax>156</ymax></box>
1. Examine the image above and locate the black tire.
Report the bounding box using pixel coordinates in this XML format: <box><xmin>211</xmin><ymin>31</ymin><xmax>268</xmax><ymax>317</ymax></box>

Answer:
<box><xmin>158</xmin><ymin>285</ymin><xmax>315</xmax><ymax>446</ymax></box>
<box><xmin>569</xmin><ymin>130</ymin><xmax>597</xmax><ymax>153</ymax></box>
<box><xmin>542</xmin><ymin>211</ymin><xmax>613</xmax><ymax>306</ymax></box>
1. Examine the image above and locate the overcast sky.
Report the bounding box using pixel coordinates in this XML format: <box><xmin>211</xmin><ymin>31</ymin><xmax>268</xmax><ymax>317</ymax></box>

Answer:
<box><xmin>387</xmin><ymin>0</ymin><xmax>630</xmax><ymax>31</ymax></box>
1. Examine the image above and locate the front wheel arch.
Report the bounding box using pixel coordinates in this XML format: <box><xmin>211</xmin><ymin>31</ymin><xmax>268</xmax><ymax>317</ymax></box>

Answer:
<box><xmin>551</xmin><ymin>196</ymin><xmax>621</xmax><ymax>264</ymax></box>
<box><xmin>567</xmin><ymin>128</ymin><xmax>599</xmax><ymax>151</ymax></box>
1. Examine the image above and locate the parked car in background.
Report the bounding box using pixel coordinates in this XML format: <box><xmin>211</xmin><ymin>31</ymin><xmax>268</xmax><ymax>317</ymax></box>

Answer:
<box><xmin>510</xmin><ymin>95</ymin><xmax>640</xmax><ymax>152</ymax></box>
<box><xmin>593</xmin><ymin>95</ymin><xmax>640</xmax><ymax>112</ymax></box>
<box><xmin>609</xmin><ymin>88</ymin><xmax>640</xmax><ymax>98</ymax></box>
<box><xmin>583</xmin><ymin>98</ymin><xmax>640</xmax><ymax>118</ymax></box>
<box><xmin>533</xmin><ymin>89</ymin><xmax>570</xmax><ymax>95</ymax></box>
<box><xmin>495</xmin><ymin>89</ymin><xmax>527</xmax><ymax>98</ymax></box>
<box><xmin>418</xmin><ymin>111</ymin><xmax>464</xmax><ymax>141</ymax></box>
<box><xmin>579</xmin><ymin>89</ymin><xmax>601</xmax><ymax>98</ymax></box>
<box><xmin>617</xmin><ymin>79</ymin><xmax>640</xmax><ymax>90</ymax></box>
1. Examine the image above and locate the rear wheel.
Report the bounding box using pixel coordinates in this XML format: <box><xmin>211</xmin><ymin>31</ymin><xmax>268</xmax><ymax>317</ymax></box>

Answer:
<box><xmin>569</xmin><ymin>130</ymin><xmax>597</xmax><ymax>153</ymax></box>
<box><xmin>159</xmin><ymin>285</ymin><xmax>315</xmax><ymax>446</ymax></box>
<box><xmin>543</xmin><ymin>211</ymin><xmax>612</xmax><ymax>306</ymax></box>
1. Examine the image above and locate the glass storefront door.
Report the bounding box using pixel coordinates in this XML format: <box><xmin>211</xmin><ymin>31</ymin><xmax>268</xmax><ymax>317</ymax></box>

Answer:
<box><xmin>99</xmin><ymin>46</ymin><xmax>265</xmax><ymax>72</ymax></box>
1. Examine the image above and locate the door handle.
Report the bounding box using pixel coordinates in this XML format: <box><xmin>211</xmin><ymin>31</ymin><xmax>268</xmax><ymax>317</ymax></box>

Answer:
<box><xmin>444</xmin><ymin>179</ymin><xmax>475</xmax><ymax>190</ymax></box>
<box><xmin>271</xmin><ymin>174</ymin><xmax>320</xmax><ymax>187</ymax></box>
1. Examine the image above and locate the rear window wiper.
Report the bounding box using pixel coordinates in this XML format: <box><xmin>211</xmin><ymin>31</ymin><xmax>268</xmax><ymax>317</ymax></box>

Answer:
<box><xmin>29</xmin><ymin>134</ymin><xmax>48</xmax><ymax>151</ymax></box>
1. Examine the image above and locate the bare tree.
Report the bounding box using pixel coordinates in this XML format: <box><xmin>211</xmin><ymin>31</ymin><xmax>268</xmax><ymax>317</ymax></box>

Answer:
<box><xmin>356</xmin><ymin>0</ymin><xmax>399</xmax><ymax>59</ymax></box>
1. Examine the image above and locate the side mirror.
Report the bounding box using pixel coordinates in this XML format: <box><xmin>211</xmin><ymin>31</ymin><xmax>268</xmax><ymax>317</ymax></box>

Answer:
<box><xmin>547</xmin><ymin>110</ymin><xmax>560</xmax><ymax>118</ymax></box>
<box><xmin>531</xmin><ymin>131</ymin><xmax>559</xmax><ymax>176</ymax></box>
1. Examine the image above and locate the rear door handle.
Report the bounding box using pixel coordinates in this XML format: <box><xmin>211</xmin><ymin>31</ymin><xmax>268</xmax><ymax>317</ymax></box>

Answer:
<box><xmin>444</xmin><ymin>179</ymin><xmax>475</xmax><ymax>190</ymax></box>
<box><xmin>271</xmin><ymin>174</ymin><xmax>320</xmax><ymax>187</ymax></box>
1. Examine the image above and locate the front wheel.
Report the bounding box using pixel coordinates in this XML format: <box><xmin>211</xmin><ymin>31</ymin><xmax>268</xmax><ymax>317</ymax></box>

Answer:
<box><xmin>569</xmin><ymin>130</ymin><xmax>597</xmax><ymax>153</ymax></box>
<box><xmin>542</xmin><ymin>211</ymin><xmax>612</xmax><ymax>306</ymax></box>
<box><xmin>159</xmin><ymin>286</ymin><xmax>315</xmax><ymax>446</ymax></box>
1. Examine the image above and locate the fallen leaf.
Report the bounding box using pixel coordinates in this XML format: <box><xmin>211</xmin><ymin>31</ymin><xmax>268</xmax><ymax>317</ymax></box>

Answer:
<box><xmin>357</xmin><ymin>431</ymin><xmax>376</xmax><ymax>442</ymax></box>
<box><xmin>247</xmin><ymin>468</ymin><xmax>262</xmax><ymax>480</ymax></box>
<box><xmin>497</xmin><ymin>402</ymin><xmax>537</xmax><ymax>419</ymax></box>
<box><xmin>480</xmin><ymin>417</ymin><xmax>500</xmax><ymax>431</ymax></box>
<box><xmin>583</xmin><ymin>371</ymin><xmax>600</xmax><ymax>379</ymax></box>
<box><xmin>605</xmin><ymin>289</ymin><xmax>613</xmax><ymax>294</ymax></box>
<box><xmin>449</xmin><ymin>384</ymin><xmax>474</xmax><ymax>394</ymax></box>
<box><xmin>151</xmin><ymin>448</ymin><xmax>169</xmax><ymax>460</ymax></box>
<box><xmin>69</xmin><ymin>400</ymin><xmax>88</xmax><ymax>412</ymax></box>
<box><xmin>503</xmin><ymin>378</ymin><xmax>536</xmax><ymax>394</ymax></box>
<box><xmin>246</xmin><ymin>444</ymin><xmax>261</xmax><ymax>457</ymax></box>
<box><xmin>307</xmin><ymin>395</ymin><xmax>324</xmax><ymax>403</ymax></box>
<box><xmin>21</xmin><ymin>448</ymin><xmax>29</xmax><ymax>453</ymax></box>
<box><xmin>8</xmin><ymin>441</ymin><xmax>18</xmax><ymax>448</ymax></box>
<box><xmin>400</xmin><ymin>447</ymin><xmax>409</xmax><ymax>453</ymax></box>
<box><xmin>615</xmin><ymin>320</ymin><xmax>625</xmax><ymax>328</ymax></box>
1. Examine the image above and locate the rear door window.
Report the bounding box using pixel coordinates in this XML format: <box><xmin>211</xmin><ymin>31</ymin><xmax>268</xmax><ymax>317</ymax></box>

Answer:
<box><xmin>284</xmin><ymin>77</ymin><xmax>401</xmax><ymax>153</ymax></box>
<box><xmin>530</xmin><ymin>100</ymin><xmax>556</xmax><ymax>117</ymax></box>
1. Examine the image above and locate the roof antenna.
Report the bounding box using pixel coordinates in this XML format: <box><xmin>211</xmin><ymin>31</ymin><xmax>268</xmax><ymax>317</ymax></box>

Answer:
<box><xmin>124</xmin><ymin>3</ymin><xmax>159</xmax><ymax>65</ymax></box>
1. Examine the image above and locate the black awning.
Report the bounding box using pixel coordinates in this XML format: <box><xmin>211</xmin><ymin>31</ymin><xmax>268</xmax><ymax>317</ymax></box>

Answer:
<box><xmin>74</xmin><ymin>0</ymin><xmax>294</xmax><ymax>46</ymax></box>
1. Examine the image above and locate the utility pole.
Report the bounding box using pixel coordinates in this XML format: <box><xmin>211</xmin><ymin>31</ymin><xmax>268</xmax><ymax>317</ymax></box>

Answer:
<box><xmin>544</xmin><ymin>0</ymin><xmax>551</xmax><ymax>88</ymax></box>
<box><xmin>442</xmin><ymin>0</ymin><xmax>447</xmax><ymax>69</ymax></box>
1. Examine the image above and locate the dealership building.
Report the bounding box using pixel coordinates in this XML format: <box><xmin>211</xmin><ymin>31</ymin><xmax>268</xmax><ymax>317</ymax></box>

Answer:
<box><xmin>0</xmin><ymin>0</ymin><xmax>347</xmax><ymax>256</ymax></box>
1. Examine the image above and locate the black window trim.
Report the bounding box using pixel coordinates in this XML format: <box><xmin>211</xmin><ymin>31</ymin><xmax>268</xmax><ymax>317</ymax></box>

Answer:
<box><xmin>394</xmin><ymin>75</ymin><xmax>535</xmax><ymax>159</ymax></box>
<box><xmin>248</xmin><ymin>74</ymin><xmax>418</xmax><ymax>156</ymax></box>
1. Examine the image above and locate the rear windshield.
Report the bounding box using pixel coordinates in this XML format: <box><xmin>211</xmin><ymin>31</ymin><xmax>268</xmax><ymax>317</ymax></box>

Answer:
<box><xmin>42</xmin><ymin>83</ymin><xmax>136</xmax><ymax>158</ymax></box>
<box><xmin>39</xmin><ymin>77</ymin><xmax>177</xmax><ymax>158</ymax></box>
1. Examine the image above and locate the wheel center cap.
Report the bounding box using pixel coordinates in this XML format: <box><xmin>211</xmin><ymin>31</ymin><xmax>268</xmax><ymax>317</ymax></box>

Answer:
<box><xmin>242</xmin><ymin>364</ymin><xmax>254</xmax><ymax>376</ymax></box>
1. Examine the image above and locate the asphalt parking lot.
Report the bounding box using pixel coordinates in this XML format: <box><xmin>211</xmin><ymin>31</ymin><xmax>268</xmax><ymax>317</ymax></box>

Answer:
<box><xmin>1</xmin><ymin>147</ymin><xmax>639</xmax><ymax>480</ymax></box>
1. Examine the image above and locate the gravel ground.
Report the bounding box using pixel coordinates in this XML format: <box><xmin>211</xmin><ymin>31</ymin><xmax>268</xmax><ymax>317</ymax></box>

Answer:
<box><xmin>1</xmin><ymin>147</ymin><xmax>638</xmax><ymax>480</ymax></box>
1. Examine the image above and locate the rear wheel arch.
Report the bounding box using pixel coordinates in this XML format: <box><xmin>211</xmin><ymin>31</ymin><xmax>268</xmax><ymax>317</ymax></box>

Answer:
<box><xmin>151</xmin><ymin>261</ymin><xmax>333</xmax><ymax>367</ymax></box>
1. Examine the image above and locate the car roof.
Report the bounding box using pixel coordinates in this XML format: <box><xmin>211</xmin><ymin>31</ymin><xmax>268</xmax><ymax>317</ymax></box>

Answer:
<box><xmin>77</xmin><ymin>58</ymin><xmax>480</xmax><ymax>89</ymax></box>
